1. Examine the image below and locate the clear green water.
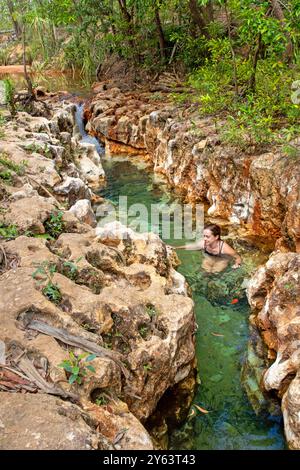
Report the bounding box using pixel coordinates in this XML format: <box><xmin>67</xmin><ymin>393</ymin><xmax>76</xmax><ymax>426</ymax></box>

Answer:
<box><xmin>98</xmin><ymin>156</ymin><xmax>285</xmax><ymax>450</ymax></box>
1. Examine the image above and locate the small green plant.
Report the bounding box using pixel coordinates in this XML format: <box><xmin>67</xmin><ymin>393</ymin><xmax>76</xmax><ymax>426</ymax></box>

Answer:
<box><xmin>114</xmin><ymin>330</ymin><xmax>123</xmax><ymax>338</ymax></box>
<box><xmin>42</xmin><ymin>282</ymin><xmax>62</xmax><ymax>304</ymax></box>
<box><xmin>0</xmin><ymin>223</ymin><xmax>18</xmax><ymax>239</ymax></box>
<box><xmin>0</xmin><ymin>113</ymin><xmax>5</xmax><ymax>139</ymax></box>
<box><xmin>284</xmin><ymin>282</ymin><xmax>294</xmax><ymax>291</ymax></box>
<box><xmin>138</xmin><ymin>324</ymin><xmax>149</xmax><ymax>339</ymax></box>
<box><xmin>0</xmin><ymin>170</ymin><xmax>12</xmax><ymax>183</ymax></box>
<box><xmin>32</xmin><ymin>261</ymin><xmax>62</xmax><ymax>304</ymax></box>
<box><xmin>24</xmin><ymin>142</ymin><xmax>42</xmax><ymax>154</ymax></box>
<box><xmin>282</xmin><ymin>145</ymin><xmax>299</xmax><ymax>159</ymax></box>
<box><xmin>149</xmin><ymin>92</ymin><xmax>163</xmax><ymax>101</ymax></box>
<box><xmin>143</xmin><ymin>363</ymin><xmax>152</xmax><ymax>372</ymax></box>
<box><xmin>146</xmin><ymin>304</ymin><xmax>157</xmax><ymax>319</ymax></box>
<box><xmin>0</xmin><ymin>154</ymin><xmax>28</xmax><ymax>176</ymax></box>
<box><xmin>3</xmin><ymin>78</ymin><xmax>16</xmax><ymax>116</ymax></box>
<box><xmin>44</xmin><ymin>210</ymin><xmax>64</xmax><ymax>239</ymax></box>
<box><xmin>43</xmin><ymin>144</ymin><xmax>52</xmax><ymax>159</ymax></box>
<box><xmin>95</xmin><ymin>394</ymin><xmax>109</xmax><ymax>406</ymax></box>
<box><xmin>58</xmin><ymin>351</ymin><xmax>96</xmax><ymax>385</ymax></box>
<box><xmin>62</xmin><ymin>257</ymin><xmax>83</xmax><ymax>280</ymax></box>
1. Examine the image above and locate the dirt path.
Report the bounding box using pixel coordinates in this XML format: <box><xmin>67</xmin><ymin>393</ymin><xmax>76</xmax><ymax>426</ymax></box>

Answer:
<box><xmin>0</xmin><ymin>65</ymin><xmax>30</xmax><ymax>75</ymax></box>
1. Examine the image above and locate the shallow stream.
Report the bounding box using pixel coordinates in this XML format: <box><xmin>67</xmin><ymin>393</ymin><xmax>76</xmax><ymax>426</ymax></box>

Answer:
<box><xmin>98</xmin><ymin>155</ymin><xmax>285</xmax><ymax>450</ymax></box>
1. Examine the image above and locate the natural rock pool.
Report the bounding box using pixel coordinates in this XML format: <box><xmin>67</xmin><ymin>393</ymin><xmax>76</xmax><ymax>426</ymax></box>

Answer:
<box><xmin>98</xmin><ymin>155</ymin><xmax>286</xmax><ymax>450</ymax></box>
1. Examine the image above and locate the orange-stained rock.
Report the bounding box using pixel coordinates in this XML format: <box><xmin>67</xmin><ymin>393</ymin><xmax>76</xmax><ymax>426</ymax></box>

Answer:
<box><xmin>247</xmin><ymin>252</ymin><xmax>300</xmax><ymax>449</ymax></box>
<box><xmin>86</xmin><ymin>90</ymin><xmax>300</xmax><ymax>249</ymax></box>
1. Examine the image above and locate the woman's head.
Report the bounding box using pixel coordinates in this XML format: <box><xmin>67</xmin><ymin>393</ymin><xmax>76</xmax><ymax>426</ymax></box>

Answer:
<box><xmin>203</xmin><ymin>224</ymin><xmax>221</xmax><ymax>243</ymax></box>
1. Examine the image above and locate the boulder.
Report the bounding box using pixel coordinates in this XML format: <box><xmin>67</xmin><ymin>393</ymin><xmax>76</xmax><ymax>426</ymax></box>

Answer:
<box><xmin>68</xmin><ymin>199</ymin><xmax>97</xmax><ymax>227</ymax></box>
<box><xmin>247</xmin><ymin>252</ymin><xmax>300</xmax><ymax>449</ymax></box>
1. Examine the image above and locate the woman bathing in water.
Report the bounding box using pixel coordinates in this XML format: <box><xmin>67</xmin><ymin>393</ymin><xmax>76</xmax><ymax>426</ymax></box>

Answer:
<box><xmin>174</xmin><ymin>224</ymin><xmax>242</xmax><ymax>273</ymax></box>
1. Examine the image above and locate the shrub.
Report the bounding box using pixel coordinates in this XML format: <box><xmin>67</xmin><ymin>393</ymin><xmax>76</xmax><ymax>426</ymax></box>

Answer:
<box><xmin>58</xmin><ymin>351</ymin><xmax>96</xmax><ymax>385</ymax></box>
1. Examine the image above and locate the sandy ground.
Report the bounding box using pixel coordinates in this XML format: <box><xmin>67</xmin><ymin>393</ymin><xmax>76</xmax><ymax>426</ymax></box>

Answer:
<box><xmin>0</xmin><ymin>65</ymin><xmax>30</xmax><ymax>75</ymax></box>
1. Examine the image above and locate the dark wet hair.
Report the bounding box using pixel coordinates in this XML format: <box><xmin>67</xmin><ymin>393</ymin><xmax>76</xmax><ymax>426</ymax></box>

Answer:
<box><xmin>204</xmin><ymin>224</ymin><xmax>221</xmax><ymax>239</ymax></box>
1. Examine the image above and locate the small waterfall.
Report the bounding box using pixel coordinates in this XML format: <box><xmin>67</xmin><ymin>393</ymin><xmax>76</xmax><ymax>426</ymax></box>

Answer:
<box><xmin>75</xmin><ymin>103</ymin><xmax>104</xmax><ymax>155</ymax></box>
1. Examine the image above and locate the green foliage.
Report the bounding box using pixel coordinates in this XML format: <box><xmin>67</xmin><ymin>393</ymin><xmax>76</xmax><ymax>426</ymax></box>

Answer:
<box><xmin>0</xmin><ymin>170</ymin><xmax>12</xmax><ymax>183</ymax></box>
<box><xmin>58</xmin><ymin>351</ymin><xmax>96</xmax><ymax>385</ymax></box>
<box><xmin>186</xmin><ymin>55</ymin><xmax>300</xmax><ymax>150</ymax></box>
<box><xmin>32</xmin><ymin>261</ymin><xmax>62</xmax><ymax>304</ymax></box>
<box><xmin>42</xmin><ymin>282</ymin><xmax>62</xmax><ymax>304</ymax></box>
<box><xmin>62</xmin><ymin>257</ymin><xmax>83</xmax><ymax>280</ymax></box>
<box><xmin>44</xmin><ymin>210</ymin><xmax>64</xmax><ymax>239</ymax></box>
<box><xmin>95</xmin><ymin>394</ymin><xmax>109</xmax><ymax>406</ymax></box>
<box><xmin>282</xmin><ymin>144</ymin><xmax>299</xmax><ymax>159</ymax></box>
<box><xmin>0</xmin><ymin>113</ymin><xmax>5</xmax><ymax>139</ymax></box>
<box><xmin>1</xmin><ymin>0</ymin><xmax>300</xmax><ymax>152</ymax></box>
<box><xmin>138</xmin><ymin>324</ymin><xmax>149</xmax><ymax>339</ymax></box>
<box><xmin>145</xmin><ymin>304</ymin><xmax>157</xmax><ymax>319</ymax></box>
<box><xmin>143</xmin><ymin>363</ymin><xmax>152</xmax><ymax>372</ymax></box>
<box><xmin>0</xmin><ymin>223</ymin><xmax>18</xmax><ymax>239</ymax></box>
<box><xmin>24</xmin><ymin>143</ymin><xmax>42</xmax><ymax>154</ymax></box>
<box><xmin>0</xmin><ymin>154</ymin><xmax>28</xmax><ymax>176</ymax></box>
<box><xmin>3</xmin><ymin>78</ymin><xmax>15</xmax><ymax>115</ymax></box>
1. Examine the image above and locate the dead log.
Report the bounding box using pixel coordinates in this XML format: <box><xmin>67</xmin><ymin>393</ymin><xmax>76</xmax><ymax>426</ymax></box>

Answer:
<box><xmin>17</xmin><ymin>356</ymin><xmax>79</xmax><ymax>401</ymax></box>
<box><xmin>27</xmin><ymin>320</ymin><xmax>130</xmax><ymax>379</ymax></box>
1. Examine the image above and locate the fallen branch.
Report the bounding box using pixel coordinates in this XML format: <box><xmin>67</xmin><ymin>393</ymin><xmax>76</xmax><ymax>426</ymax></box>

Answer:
<box><xmin>26</xmin><ymin>176</ymin><xmax>64</xmax><ymax>209</ymax></box>
<box><xmin>149</xmin><ymin>85</ymin><xmax>193</xmax><ymax>94</ymax></box>
<box><xmin>17</xmin><ymin>356</ymin><xmax>79</xmax><ymax>401</ymax></box>
<box><xmin>27</xmin><ymin>320</ymin><xmax>130</xmax><ymax>379</ymax></box>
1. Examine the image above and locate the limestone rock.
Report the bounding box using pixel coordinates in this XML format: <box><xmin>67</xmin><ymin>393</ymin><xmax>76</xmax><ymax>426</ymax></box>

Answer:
<box><xmin>54</xmin><ymin>176</ymin><xmax>92</xmax><ymax>205</ymax></box>
<box><xmin>4</xmin><ymin>196</ymin><xmax>56</xmax><ymax>233</ymax></box>
<box><xmin>74</xmin><ymin>142</ymin><xmax>105</xmax><ymax>186</ymax></box>
<box><xmin>247</xmin><ymin>252</ymin><xmax>300</xmax><ymax>449</ymax></box>
<box><xmin>0</xmin><ymin>393</ymin><xmax>99</xmax><ymax>450</ymax></box>
<box><xmin>68</xmin><ymin>199</ymin><xmax>97</xmax><ymax>227</ymax></box>
<box><xmin>95</xmin><ymin>221</ymin><xmax>172</xmax><ymax>276</ymax></box>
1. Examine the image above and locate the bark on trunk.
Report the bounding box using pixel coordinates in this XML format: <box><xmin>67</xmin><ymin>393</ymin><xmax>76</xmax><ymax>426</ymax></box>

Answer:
<box><xmin>188</xmin><ymin>0</ymin><xmax>209</xmax><ymax>39</ymax></box>
<box><xmin>154</xmin><ymin>6</ymin><xmax>166</xmax><ymax>60</ymax></box>
<box><xmin>6</xmin><ymin>0</ymin><xmax>22</xmax><ymax>37</ymax></box>
<box><xmin>270</xmin><ymin>0</ymin><xmax>293</xmax><ymax>62</ymax></box>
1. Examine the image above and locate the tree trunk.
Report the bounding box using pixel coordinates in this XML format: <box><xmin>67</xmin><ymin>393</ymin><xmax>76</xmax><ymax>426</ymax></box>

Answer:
<box><xmin>154</xmin><ymin>6</ymin><xmax>166</xmax><ymax>61</ymax></box>
<box><xmin>224</xmin><ymin>1</ymin><xmax>238</xmax><ymax>96</ymax></box>
<box><xmin>248</xmin><ymin>33</ymin><xmax>262</xmax><ymax>93</ymax></box>
<box><xmin>203</xmin><ymin>0</ymin><xmax>214</xmax><ymax>23</ymax></box>
<box><xmin>6</xmin><ymin>0</ymin><xmax>22</xmax><ymax>37</ymax></box>
<box><xmin>188</xmin><ymin>0</ymin><xmax>209</xmax><ymax>39</ymax></box>
<box><xmin>270</xmin><ymin>0</ymin><xmax>293</xmax><ymax>62</ymax></box>
<box><xmin>117</xmin><ymin>0</ymin><xmax>137</xmax><ymax>57</ymax></box>
<box><xmin>22</xmin><ymin>26</ymin><xmax>34</xmax><ymax>99</ymax></box>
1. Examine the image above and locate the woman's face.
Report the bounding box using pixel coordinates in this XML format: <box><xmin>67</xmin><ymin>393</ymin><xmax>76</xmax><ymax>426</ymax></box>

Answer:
<box><xmin>203</xmin><ymin>229</ymin><xmax>219</xmax><ymax>246</ymax></box>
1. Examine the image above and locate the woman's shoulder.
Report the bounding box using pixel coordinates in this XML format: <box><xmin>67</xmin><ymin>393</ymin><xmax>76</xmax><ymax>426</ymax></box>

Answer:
<box><xmin>221</xmin><ymin>240</ymin><xmax>236</xmax><ymax>255</ymax></box>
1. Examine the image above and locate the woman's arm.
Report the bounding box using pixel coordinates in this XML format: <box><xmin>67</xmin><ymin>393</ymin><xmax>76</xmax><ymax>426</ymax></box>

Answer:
<box><xmin>222</xmin><ymin>242</ymin><xmax>242</xmax><ymax>268</ymax></box>
<box><xmin>171</xmin><ymin>240</ymin><xmax>204</xmax><ymax>250</ymax></box>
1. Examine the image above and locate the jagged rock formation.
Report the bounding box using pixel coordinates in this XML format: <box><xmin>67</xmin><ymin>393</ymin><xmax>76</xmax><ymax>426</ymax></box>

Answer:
<box><xmin>84</xmin><ymin>84</ymin><xmax>300</xmax><ymax>449</ymax></box>
<box><xmin>247</xmin><ymin>253</ymin><xmax>300</xmax><ymax>449</ymax></box>
<box><xmin>85</xmin><ymin>87</ymin><xmax>300</xmax><ymax>251</ymax></box>
<box><xmin>0</xmin><ymin>98</ymin><xmax>196</xmax><ymax>450</ymax></box>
